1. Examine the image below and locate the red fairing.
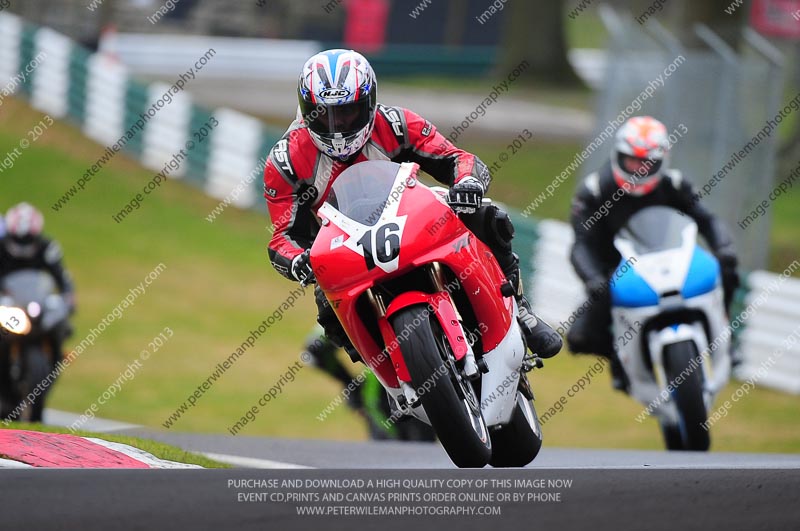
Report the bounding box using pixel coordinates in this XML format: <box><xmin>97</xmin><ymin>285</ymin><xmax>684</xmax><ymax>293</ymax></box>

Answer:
<box><xmin>264</xmin><ymin>105</ymin><xmax>490</xmax><ymax>279</ymax></box>
<box><xmin>382</xmin><ymin>290</ymin><xmax>470</xmax><ymax>384</ymax></box>
<box><xmin>310</xmin><ymin>163</ymin><xmax>512</xmax><ymax>389</ymax></box>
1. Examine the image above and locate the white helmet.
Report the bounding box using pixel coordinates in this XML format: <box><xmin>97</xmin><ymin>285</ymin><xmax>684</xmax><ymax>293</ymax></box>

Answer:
<box><xmin>298</xmin><ymin>49</ymin><xmax>377</xmax><ymax>160</ymax></box>
<box><xmin>4</xmin><ymin>202</ymin><xmax>44</xmax><ymax>258</ymax></box>
<box><xmin>611</xmin><ymin>116</ymin><xmax>670</xmax><ymax>196</ymax></box>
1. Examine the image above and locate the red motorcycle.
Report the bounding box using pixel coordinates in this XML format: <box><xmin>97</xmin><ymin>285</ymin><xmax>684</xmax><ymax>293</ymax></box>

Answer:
<box><xmin>311</xmin><ymin>160</ymin><xmax>543</xmax><ymax>468</ymax></box>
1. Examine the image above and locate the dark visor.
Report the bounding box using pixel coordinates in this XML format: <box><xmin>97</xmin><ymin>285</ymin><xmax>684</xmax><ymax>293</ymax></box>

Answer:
<box><xmin>618</xmin><ymin>153</ymin><xmax>662</xmax><ymax>178</ymax></box>
<box><xmin>11</xmin><ymin>234</ymin><xmax>36</xmax><ymax>245</ymax></box>
<box><xmin>302</xmin><ymin>100</ymin><xmax>371</xmax><ymax>137</ymax></box>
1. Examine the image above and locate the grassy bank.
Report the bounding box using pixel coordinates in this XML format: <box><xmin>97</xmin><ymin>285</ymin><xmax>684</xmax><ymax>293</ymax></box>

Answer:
<box><xmin>1</xmin><ymin>97</ymin><xmax>797</xmax><ymax>452</ymax></box>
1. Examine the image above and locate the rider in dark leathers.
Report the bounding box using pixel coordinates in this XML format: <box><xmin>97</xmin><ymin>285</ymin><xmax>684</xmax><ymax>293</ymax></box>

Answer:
<box><xmin>0</xmin><ymin>202</ymin><xmax>75</xmax><ymax>421</ymax></box>
<box><xmin>567</xmin><ymin>117</ymin><xmax>739</xmax><ymax>390</ymax></box>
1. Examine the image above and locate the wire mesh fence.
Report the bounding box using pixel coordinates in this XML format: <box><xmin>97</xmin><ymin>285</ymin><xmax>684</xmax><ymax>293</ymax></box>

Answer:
<box><xmin>3</xmin><ymin>0</ymin><xmax>314</xmax><ymax>45</ymax></box>
<box><xmin>580</xmin><ymin>6</ymin><xmax>785</xmax><ymax>272</ymax></box>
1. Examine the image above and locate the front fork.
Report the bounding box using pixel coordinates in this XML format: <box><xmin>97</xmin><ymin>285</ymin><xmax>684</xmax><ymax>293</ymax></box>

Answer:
<box><xmin>369</xmin><ymin>264</ymin><xmax>485</xmax><ymax>411</ymax></box>
<box><xmin>5</xmin><ymin>340</ymin><xmax>51</xmax><ymax>383</ymax></box>
<box><xmin>648</xmin><ymin>322</ymin><xmax>717</xmax><ymax>410</ymax></box>
<box><xmin>426</xmin><ymin>263</ymin><xmax>480</xmax><ymax>379</ymax></box>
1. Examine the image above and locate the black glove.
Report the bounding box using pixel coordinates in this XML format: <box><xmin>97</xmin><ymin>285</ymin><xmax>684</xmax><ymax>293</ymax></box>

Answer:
<box><xmin>716</xmin><ymin>249</ymin><xmax>740</xmax><ymax>311</ymax></box>
<box><xmin>291</xmin><ymin>250</ymin><xmax>316</xmax><ymax>286</ymax></box>
<box><xmin>447</xmin><ymin>177</ymin><xmax>484</xmax><ymax>214</ymax></box>
<box><xmin>716</xmin><ymin>248</ymin><xmax>737</xmax><ymax>270</ymax></box>
<box><xmin>64</xmin><ymin>292</ymin><xmax>76</xmax><ymax>315</ymax></box>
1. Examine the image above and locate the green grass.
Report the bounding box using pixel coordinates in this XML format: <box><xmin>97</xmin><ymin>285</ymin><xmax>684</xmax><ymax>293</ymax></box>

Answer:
<box><xmin>0</xmin><ymin>424</ymin><xmax>229</xmax><ymax>467</ymax></box>
<box><xmin>1</xmin><ymin>97</ymin><xmax>798</xmax><ymax>453</ymax></box>
<box><xmin>0</xmin><ymin>97</ymin><xmax>367</xmax><ymax>441</ymax></box>
<box><xmin>565</xmin><ymin>4</ymin><xmax>609</xmax><ymax>50</ymax></box>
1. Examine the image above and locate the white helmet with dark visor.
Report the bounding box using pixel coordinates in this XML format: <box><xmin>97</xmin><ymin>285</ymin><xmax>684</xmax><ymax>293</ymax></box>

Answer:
<box><xmin>298</xmin><ymin>49</ymin><xmax>377</xmax><ymax>160</ymax></box>
<box><xmin>611</xmin><ymin>116</ymin><xmax>670</xmax><ymax>196</ymax></box>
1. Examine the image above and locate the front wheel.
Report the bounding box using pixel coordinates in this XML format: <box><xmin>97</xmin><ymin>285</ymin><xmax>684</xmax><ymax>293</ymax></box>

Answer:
<box><xmin>488</xmin><ymin>375</ymin><xmax>543</xmax><ymax>467</ymax></box>
<box><xmin>392</xmin><ymin>305</ymin><xmax>491</xmax><ymax>468</ymax></box>
<box><xmin>0</xmin><ymin>348</ymin><xmax>19</xmax><ymax>421</ymax></box>
<box><xmin>23</xmin><ymin>346</ymin><xmax>52</xmax><ymax>423</ymax></box>
<box><xmin>662</xmin><ymin>340</ymin><xmax>710</xmax><ymax>451</ymax></box>
<box><xmin>1</xmin><ymin>346</ymin><xmax>51</xmax><ymax>423</ymax></box>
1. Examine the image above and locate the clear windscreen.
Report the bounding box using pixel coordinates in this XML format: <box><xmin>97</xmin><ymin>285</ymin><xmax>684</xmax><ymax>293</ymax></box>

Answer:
<box><xmin>327</xmin><ymin>161</ymin><xmax>402</xmax><ymax>226</ymax></box>
<box><xmin>617</xmin><ymin>206</ymin><xmax>694</xmax><ymax>254</ymax></box>
<box><xmin>1</xmin><ymin>270</ymin><xmax>58</xmax><ymax>305</ymax></box>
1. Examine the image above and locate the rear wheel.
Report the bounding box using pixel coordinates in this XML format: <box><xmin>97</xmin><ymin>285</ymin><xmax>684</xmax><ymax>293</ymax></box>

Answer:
<box><xmin>392</xmin><ymin>305</ymin><xmax>491</xmax><ymax>468</ymax></box>
<box><xmin>488</xmin><ymin>375</ymin><xmax>543</xmax><ymax>467</ymax></box>
<box><xmin>662</xmin><ymin>341</ymin><xmax>710</xmax><ymax>451</ymax></box>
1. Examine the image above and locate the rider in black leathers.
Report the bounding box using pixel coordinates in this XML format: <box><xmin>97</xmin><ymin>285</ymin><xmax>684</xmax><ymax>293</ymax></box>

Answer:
<box><xmin>0</xmin><ymin>203</ymin><xmax>75</xmax><ymax>421</ymax></box>
<box><xmin>566</xmin><ymin>117</ymin><xmax>739</xmax><ymax>391</ymax></box>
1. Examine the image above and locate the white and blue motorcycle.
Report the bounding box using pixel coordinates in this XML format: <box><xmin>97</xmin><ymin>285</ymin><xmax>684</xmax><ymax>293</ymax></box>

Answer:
<box><xmin>610</xmin><ymin>206</ymin><xmax>731</xmax><ymax>451</ymax></box>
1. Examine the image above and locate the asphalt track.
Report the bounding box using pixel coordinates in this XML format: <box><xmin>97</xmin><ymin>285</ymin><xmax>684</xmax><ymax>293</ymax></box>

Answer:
<box><xmin>123</xmin><ymin>428</ymin><xmax>800</xmax><ymax>471</ymax></box>
<box><xmin>3</xmin><ymin>466</ymin><xmax>798</xmax><ymax>530</ymax></box>
<box><xmin>12</xmin><ymin>412</ymin><xmax>799</xmax><ymax>529</ymax></box>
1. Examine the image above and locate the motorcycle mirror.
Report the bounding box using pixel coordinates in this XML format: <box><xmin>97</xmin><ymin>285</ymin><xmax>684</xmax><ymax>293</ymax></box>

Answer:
<box><xmin>45</xmin><ymin>293</ymin><xmax>63</xmax><ymax>309</ymax></box>
<box><xmin>27</xmin><ymin>302</ymin><xmax>41</xmax><ymax>319</ymax></box>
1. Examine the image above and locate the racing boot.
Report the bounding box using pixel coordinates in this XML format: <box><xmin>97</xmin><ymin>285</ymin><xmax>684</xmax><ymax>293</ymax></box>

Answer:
<box><xmin>503</xmin><ymin>255</ymin><xmax>562</xmax><ymax>359</ymax></box>
<box><xmin>302</xmin><ymin>332</ymin><xmax>364</xmax><ymax>410</ymax></box>
<box><xmin>609</xmin><ymin>355</ymin><xmax>630</xmax><ymax>393</ymax></box>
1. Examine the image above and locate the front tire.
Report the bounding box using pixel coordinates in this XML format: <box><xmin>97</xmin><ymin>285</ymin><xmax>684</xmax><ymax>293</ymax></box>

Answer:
<box><xmin>23</xmin><ymin>346</ymin><xmax>52</xmax><ymax>423</ymax></box>
<box><xmin>0</xmin><ymin>346</ymin><xmax>51</xmax><ymax>423</ymax></box>
<box><xmin>392</xmin><ymin>305</ymin><xmax>491</xmax><ymax>468</ymax></box>
<box><xmin>660</xmin><ymin>422</ymin><xmax>683</xmax><ymax>451</ymax></box>
<box><xmin>662</xmin><ymin>341</ymin><xmax>710</xmax><ymax>451</ymax></box>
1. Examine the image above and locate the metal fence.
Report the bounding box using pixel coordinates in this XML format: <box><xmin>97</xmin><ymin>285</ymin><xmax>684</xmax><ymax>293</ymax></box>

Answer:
<box><xmin>2</xmin><ymin>0</ymin><xmax>508</xmax><ymax>48</ymax></box>
<box><xmin>3</xmin><ymin>0</ymin><xmax>296</xmax><ymax>44</ymax></box>
<box><xmin>580</xmin><ymin>6</ymin><xmax>785</xmax><ymax>273</ymax></box>
<box><xmin>3</xmin><ymin>0</ymin><xmax>503</xmax><ymax>77</ymax></box>
<box><xmin>0</xmin><ymin>11</ymin><xmax>278</xmax><ymax>214</ymax></box>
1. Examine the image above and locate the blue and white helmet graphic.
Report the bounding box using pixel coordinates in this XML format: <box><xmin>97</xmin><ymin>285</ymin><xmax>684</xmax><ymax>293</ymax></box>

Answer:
<box><xmin>298</xmin><ymin>49</ymin><xmax>377</xmax><ymax>160</ymax></box>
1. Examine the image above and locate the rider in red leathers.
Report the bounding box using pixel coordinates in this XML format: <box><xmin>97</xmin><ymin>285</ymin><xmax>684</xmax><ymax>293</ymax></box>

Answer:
<box><xmin>264</xmin><ymin>49</ymin><xmax>561</xmax><ymax>363</ymax></box>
